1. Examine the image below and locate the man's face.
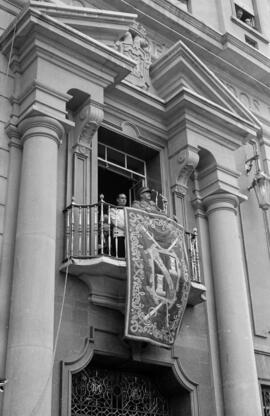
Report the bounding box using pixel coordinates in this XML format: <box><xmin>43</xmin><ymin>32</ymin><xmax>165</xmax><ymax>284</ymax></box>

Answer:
<box><xmin>117</xmin><ymin>194</ymin><xmax>127</xmax><ymax>207</ymax></box>
<box><xmin>140</xmin><ymin>191</ymin><xmax>151</xmax><ymax>201</ymax></box>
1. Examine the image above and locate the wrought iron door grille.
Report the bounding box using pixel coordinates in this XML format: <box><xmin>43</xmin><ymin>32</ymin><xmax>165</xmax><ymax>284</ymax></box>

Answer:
<box><xmin>262</xmin><ymin>385</ymin><xmax>270</xmax><ymax>416</ymax></box>
<box><xmin>71</xmin><ymin>366</ymin><xmax>170</xmax><ymax>416</ymax></box>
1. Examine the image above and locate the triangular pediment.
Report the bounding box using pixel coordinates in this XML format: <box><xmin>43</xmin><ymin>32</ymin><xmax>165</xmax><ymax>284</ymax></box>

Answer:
<box><xmin>151</xmin><ymin>40</ymin><xmax>261</xmax><ymax>129</ymax></box>
<box><xmin>17</xmin><ymin>2</ymin><xmax>261</xmax><ymax>132</ymax></box>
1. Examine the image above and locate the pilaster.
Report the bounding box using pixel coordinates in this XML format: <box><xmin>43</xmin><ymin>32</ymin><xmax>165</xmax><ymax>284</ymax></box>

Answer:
<box><xmin>0</xmin><ymin>125</ymin><xmax>22</xmax><ymax>413</ymax></box>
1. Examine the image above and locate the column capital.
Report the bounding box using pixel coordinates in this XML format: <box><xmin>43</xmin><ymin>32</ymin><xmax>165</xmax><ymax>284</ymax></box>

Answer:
<box><xmin>18</xmin><ymin>115</ymin><xmax>65</xmax><ymax>146</ymax></box>
<box><xmin>204</xmin><ymin>192</ymin><xmax>239</xmax><ymax>216</ymax></box>
<box><xmin>5</xmin><ymin>124</ymin><xmax>22</xmax><ymax>150</ymax></box>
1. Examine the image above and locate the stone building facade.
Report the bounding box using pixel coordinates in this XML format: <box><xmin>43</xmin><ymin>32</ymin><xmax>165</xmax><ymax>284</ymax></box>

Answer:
<box><xmin>0</xmin><ymin>0</ymin><xmax>270</xmax><ymax>415</ymax></box>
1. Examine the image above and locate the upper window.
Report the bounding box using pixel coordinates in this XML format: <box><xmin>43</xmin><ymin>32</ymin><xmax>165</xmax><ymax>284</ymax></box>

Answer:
<box><xmin>234</xmin><ymin>1</ymin><xmax>257</xmax><ymax>29</ymax></box>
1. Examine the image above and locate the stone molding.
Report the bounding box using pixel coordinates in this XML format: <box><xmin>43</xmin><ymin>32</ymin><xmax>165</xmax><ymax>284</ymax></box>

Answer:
<box><xmin>18</xmin><ymin>115</ymin><xmax>65</xmax><ymax>146</ymax></box>
<box><xmin>0</xmin><ymin>5</ymin><xmax>136</xmax><ymax>126</ymax></box>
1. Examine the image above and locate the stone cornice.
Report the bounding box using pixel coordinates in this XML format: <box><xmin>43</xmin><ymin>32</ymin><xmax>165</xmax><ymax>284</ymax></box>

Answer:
<box><xmin>166</xmin><ymin>91</ymin><xmax>259</xmax><ymax>148</ymax></box>
<box><xmin>221</xmin><ymin>32</ymin><xmax>270</xmax><ymax>68</ymax></box>
<box><xmin>29</xmin><ymin>1</ymin><xmax>137</xmax><ymax>43</ymax></box>
<box><xmin>197</xmin><ymin>163</ymin><xmax>247</xmax><ymax>202</ymax></box>
<box><xmin>107</xmin><ymin>0</ymin><xmax>270</xmax><ymax>92</ymax></box>
<box><xmin>0</xmin><ymin>4</ymin><xmax>138</xmax><ymax>128</ymax></box>
<box><xmin>14</xmin><ymin>80</ymin><xmax>72</xmax><ymax>123</ymax></box>
<box><xmin>230</xmin><ymin>17</ymin><xmax>269</xmax><ymax>44</ymax></box>
<box><xmin>0</xmin><ymin>6</ymin><xmax>136</xmax><ymax>85</ymax></box>
<box><xmin>116</xmin><ymin>0</ymin><xmax>222</xmax><ymax>44</ymax></box>
<box><xmin>198</xmin><ymin>163</ymin><xmax>240</xmax><ymax>182</ymax></box>
<box><xmin>151</xmin><ymin>41</ymin><xmax>261</xmax><ymax>131</ymax></box>
<box><xmin>168</xmin><ymin>88</ymin><xmax>258</xmax><ymax>127</ymax></box>
<box><xmin>1</xmin><ymin>1</ymin><xmax>21</xmax><ymax>16</ymax></box>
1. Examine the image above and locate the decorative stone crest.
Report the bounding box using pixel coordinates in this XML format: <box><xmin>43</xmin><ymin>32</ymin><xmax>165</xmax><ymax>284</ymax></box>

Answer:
<box><xmin>115</xmin><ymin>21</ymin><xmax>151</xmax><ymax>90</ymax></box>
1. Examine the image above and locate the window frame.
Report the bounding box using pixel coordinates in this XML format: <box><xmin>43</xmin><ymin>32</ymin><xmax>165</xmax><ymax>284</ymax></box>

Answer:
<box><xmin>232</xmin><ymin>0</ymin><xmax>261</xmax><ymax>32</ymax></box>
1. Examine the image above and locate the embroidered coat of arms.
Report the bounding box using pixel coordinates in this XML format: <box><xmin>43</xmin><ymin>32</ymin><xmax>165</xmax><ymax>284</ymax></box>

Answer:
<box><xmin>124</xmin><ymin>208</ymin><xmax>191</xmax><ymax>347</ymax></box>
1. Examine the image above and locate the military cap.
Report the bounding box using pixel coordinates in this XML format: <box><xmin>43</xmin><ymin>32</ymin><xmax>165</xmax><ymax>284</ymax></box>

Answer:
<box><xmin>138</xmin><ymin>186</ymin><xmax>151</xmax><ymax>195</ymax></box>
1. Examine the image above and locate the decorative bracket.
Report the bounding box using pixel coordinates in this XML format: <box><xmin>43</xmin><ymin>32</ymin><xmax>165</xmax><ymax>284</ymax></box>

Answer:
<box><xmin>171</xmin><ymin>146</ymin><xmax>199</xmax><ymax>197</ymax></box>
<box><xmin>73</xmin><ymin>99</ymin><xmax>104</xmax><ymax>152</ymax></box>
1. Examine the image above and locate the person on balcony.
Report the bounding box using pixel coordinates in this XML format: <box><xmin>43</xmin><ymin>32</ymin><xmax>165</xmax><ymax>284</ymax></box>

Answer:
<box><xmin>132</xmin><ymin>186</ymin><xmax>165</xmax><ymax>214</ymax></box>
<box><xmin>110</xmin><ymin>193</ymin><xmax>127</xmax><ymax>258</ymax></box>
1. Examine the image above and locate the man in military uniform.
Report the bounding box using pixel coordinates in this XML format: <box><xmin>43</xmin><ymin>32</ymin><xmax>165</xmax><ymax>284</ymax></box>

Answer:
<box><xmin>132</xmin><ymin>186</ymin><xmax>164</xmax><ymax>214</ymax></box>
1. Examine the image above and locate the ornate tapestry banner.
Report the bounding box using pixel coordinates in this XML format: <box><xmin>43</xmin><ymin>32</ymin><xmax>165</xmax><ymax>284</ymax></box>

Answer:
<box><xmin>124</xmin><ymin>208</ymin><xmax>190</xmax><ymax>347</ymax></box>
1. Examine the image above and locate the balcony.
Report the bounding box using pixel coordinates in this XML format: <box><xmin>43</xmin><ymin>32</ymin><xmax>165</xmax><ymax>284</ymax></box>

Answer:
<box><xmin>60</xmin><ymin>197</ymin><xmax>206</xmax><ymax>310</ymax></box>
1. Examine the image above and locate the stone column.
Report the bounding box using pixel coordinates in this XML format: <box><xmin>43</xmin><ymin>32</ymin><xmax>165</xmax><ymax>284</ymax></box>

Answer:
<box><xmin>3</xmin><ymin>116</ymin><xmax>64</xmax><ymax>416</ymax></box>
<box><xmin>204</xmin><ymin>192</ymin><xmax>262</xmax><ymax>416</ymax></box>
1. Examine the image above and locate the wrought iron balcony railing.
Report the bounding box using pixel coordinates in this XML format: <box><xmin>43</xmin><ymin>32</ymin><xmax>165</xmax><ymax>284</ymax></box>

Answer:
<box><xmin>63</xmin><ymin>197</ymin><xmax>202</xmax><ymax>284</ymax></box>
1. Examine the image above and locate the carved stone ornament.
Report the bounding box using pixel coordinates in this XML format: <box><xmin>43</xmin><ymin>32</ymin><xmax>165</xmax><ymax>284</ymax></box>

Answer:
<box><xmin>171</xmin><ymin>146</ymin><xmax>199</xmax><ymax>196</ymax></box>
<box><xmin>115</xmin><ymin>21</ymin><xmax>151</xmax><ymax>90</ymax></box>
<box><xmin>74</xmin><ymin>99</ymin><xmax>104</xmax><ymax>150</ymax></box>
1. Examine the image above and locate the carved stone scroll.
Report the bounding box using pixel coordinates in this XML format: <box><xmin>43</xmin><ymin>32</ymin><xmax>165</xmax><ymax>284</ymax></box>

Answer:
<box><xmin>72</xmin><ymin>99</ymin><xmax>104</xmax><ymax>204</ymax></box>
<box><xmin>171</xmin><ymin>146</ymin><xmax>199</xmax><ymax>196</ymax></box>
<box><xmin>170</xmin><ymin>146</ymin><xmax>199</xmax><ymax>226</ymax></box>
<box><xmin>74</xmin><ymin>99</ymin><xmax>104</xmax><ymax>151</ymax></box>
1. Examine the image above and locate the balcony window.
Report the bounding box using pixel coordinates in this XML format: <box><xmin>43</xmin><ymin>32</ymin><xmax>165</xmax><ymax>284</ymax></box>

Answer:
<box><xmin>97</xmin><ymin>128</ymin><xmax>162</xmax><ymax>207</ymax></box>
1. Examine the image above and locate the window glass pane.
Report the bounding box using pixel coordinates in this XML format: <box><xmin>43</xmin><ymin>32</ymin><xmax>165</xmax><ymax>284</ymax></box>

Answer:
<box><xmin>107</xmin><ymin>148</ymin><xmax>125</xmax><ymax>167</ymax></box>
<box><xmin>98</xmin><ymin>143</ymin><xmax>105</xmax><ymax>159</ymax></box>
<box><xmin>127</xmin><ymin>156</ymin><xmax>145</xmax><ymax>175</ymax></box>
